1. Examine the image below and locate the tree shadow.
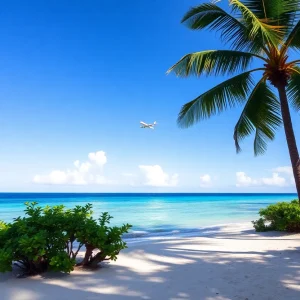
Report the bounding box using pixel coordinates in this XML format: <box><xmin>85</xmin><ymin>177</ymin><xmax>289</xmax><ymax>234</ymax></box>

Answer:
<box><xmin>125</xmin><ymin>225</ymin><xmax>299</xmax><ymax>245</ymax></box>
<box><xmin>1</xmin><ymin>229</ymin><xmax>300</xmax><ymax>300</ymax></box>
<box><xmin>210</xmin><ymin>229</ymin><xmax>300</xmax><ymax>240</ymax></box>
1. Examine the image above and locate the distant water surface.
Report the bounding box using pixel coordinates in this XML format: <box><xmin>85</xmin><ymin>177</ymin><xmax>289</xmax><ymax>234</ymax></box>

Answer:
<box><xmin>0</xmin><ymin>193</ymin><xmax>296</xmax><ymax>240</ymax></box>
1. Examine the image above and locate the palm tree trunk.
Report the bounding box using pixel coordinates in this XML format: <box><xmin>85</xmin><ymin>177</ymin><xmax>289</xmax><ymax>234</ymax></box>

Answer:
<box><xmin>277</xmin><ymin>84</ymin><xmax>300</xmax><ymax>202</ymax></box>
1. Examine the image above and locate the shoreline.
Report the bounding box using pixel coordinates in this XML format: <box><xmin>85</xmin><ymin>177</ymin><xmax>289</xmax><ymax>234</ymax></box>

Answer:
<box><xmin>124</xmin><ymin>221</ymin><xmax>254</xmax><ymax>244</ymax></box>
<box><xmin>0</xmin><ymin>193</ymin><xmax>296</xmax><ymax>230</ymax></box>
<box><xmin>1</xmin><ymin>222</ymin><xmax>300</xmax><ymax>300</ymax></box>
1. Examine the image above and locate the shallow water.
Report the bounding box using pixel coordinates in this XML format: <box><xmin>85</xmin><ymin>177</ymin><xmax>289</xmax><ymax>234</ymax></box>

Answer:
<box><xmin>0</xmin><ymin>193</ymin><xmax>296</xmax><ymax>239</ymax></box>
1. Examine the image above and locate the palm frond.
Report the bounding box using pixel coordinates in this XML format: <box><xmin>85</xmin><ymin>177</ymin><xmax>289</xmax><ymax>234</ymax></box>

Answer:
<box><xmin>234</xmin><ymin>80</ymin><xmax>281</xmax><ymax>155</ymax></box>
<box><xmin>253</xmin><ymin>127</ymin><xmax>269</xmax><ymax>156</ymax></box>
<box><xmin>230</xmin><ymin>0</ymin><xmax>283</xmax><ymax>47</ymax></box>
<box><xmin>167</xmin><ymin>50</ymin><xmax>263</xmax><ymax>78</ymax></box>
<box><xmin>287</xmin><ymin>67</ymin><xmax>300</xmax><ymax>111</ymax></box>
<box><xmin>181</xmin><ymin>3</ymin><xmax>262</xmax><ymax>53</ymax></box>
<box><xmin>177</xmin><ymin>70</ymin><xmax>256</xmax><ymax>128</ymax></box>
<box><xmin>241</xmin><ymin>0</ymin><xmax>299</xmax><ymax>33</ymax></box>
<box><xmin>284</xmin><ymin>19</ymin><xmax>300</xmax><ymax>50</ymax></box>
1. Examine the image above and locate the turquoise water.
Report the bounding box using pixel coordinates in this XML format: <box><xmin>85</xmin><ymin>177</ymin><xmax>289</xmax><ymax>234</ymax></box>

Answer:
<box><xmin>0</xmin><ymin>193</ymin><xmax>296</xmax><ymax>239</ymax></box>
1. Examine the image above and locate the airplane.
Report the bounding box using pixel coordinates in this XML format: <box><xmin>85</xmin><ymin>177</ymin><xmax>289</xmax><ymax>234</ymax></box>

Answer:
<box><xmin>140</xmin><ymin>121</ymin><xmax>157</xmax><ymax>129</ymax></box>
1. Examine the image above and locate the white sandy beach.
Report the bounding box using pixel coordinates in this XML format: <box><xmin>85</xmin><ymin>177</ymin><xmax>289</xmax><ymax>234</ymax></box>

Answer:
<box><xmin>1</xmin><ymin>223</ymin><xmax>300</xmax><ymax>300</ymax></box>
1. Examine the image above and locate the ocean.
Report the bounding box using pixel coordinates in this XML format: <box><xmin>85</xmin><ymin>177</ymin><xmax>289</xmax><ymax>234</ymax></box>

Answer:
<box><xmin>0</xmin><ymin>193</ymin><xmax>296</xmax><ymax>241</ymax></box>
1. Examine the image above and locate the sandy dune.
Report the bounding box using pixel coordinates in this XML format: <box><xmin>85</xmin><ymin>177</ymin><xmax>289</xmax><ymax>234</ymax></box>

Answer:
<box><xmin>1</xmin><ymin>223</ymin><xmax>300</xmax><ymax>300</ymax></box>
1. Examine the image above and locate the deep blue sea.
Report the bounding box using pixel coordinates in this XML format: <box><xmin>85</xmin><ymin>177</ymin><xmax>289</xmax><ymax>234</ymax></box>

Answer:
<box><xmin>0</xmin><ymin>193</ymin><xmax>296</xmax><ymax>240</ymax></box>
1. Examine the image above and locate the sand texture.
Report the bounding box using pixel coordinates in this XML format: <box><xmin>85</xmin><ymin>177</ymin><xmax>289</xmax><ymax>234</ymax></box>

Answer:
<box><xmin>1</xmin><ymin>223</ymin><xmax>300</xmax><ymax>300</ymax></box>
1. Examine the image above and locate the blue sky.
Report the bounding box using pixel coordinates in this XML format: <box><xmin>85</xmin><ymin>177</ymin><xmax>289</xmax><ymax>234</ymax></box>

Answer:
<box><xmin>0</xmin><ymin>0</ymin><xmax>299</xmax><ymax>192</ymax></box>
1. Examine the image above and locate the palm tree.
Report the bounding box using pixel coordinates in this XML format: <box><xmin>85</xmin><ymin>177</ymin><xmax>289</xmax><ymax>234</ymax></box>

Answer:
<box><xmin>168</xmin><ymin>0</ymin><xmax>300</xmax><ymax>201</ymax></box>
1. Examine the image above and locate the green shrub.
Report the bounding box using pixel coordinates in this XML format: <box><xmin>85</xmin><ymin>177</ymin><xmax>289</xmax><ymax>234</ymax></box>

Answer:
<box><xmin>0</xmin><ymin>202</ymin><xmax>131</xmax><ymax>276</ymax></box>
<box><xmin>252</xmin><ymin>199</ymin><xmax>300</xmax><ymax>232</ymax></box>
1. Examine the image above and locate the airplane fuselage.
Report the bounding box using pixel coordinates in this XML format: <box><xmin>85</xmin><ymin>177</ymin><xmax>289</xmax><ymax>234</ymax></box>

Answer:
<box><xmin>140</xmin><ymin>121</ymin><xmax>156</xmax><ymax>129</ymax></box>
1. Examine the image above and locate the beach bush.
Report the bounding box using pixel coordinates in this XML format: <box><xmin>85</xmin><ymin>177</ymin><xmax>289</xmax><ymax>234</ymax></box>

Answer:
<box><xmin>0</xmin><ymin>202</ymin><xmax>131</xmax><ymax>276</ymax></box>
<box><xmin>252</xmin><ymin>200</ymin><xmax>300</xmax><ymax>232</ymax></box>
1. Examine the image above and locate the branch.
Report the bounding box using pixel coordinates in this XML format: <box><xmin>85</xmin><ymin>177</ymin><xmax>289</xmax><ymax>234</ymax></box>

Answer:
<box><xmin>287</xmin><ymin>60</ymin><xmax>300</xmax><ymax>66</ymax></box>
<box><xmin>70</xmin><ymin>241</ymin><xmax>73</xmax><ymax>258</ymax></box>
<box><xmin>73</xmin><ymin>243</ymin><xmax>84</xmax><ymax>259</ymax></box>
<box><xmin>66</xmin><ymin>242</ymin><xmax>70</xmax><ymax>257</ymax></box>
<box><xmin>288</xmin><ymin>67</ymin><xmax>300</xmax><ymax>75</ymax></box>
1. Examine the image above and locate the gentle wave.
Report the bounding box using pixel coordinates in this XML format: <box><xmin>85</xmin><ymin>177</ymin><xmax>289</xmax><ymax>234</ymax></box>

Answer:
<box><xmin>123</xmin><ymin>222</ymin><xmax>252</xmax><ymax>244</ymax></box>
<box><xmin>0</xmin><ymin>193</ymin><xmax>295</xmax><ymax>237</ymax></box>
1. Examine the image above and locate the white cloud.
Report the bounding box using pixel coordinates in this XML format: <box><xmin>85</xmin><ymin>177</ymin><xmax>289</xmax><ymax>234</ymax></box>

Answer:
<box><xmin>272</xmin><ymin>166</ymin><xmax>293</xmax><ymax>175</ymax></box>
<box><xmin>139</xmin><ymin>165</ymin><xmax>179</xmax><ymax>187</ymax></box>
<box><xmin>236</xmin><ymin>170</ymin><xmax>290</xmax><ymax>187</ymax></box>
<box><xmin>88</xmin><ymin>151</ymin><xmax>107</xmax><ymax>166</ymax></box>
<box><xmin>33</xmin><ymin>151</ymin><xmax>111</xmax><ymax>185</ymax></box>
<box><xmin>33</xmin><ymin>170</ymin><xmax>87</xmax><ymax>185</ymax></box>
<box><xmin>236</xmin><ymin>172</ymin><xmax>258</xmax><ymax>187</ymax></box>
<box><xmin>200</xmin><ymin>174</ymin><xmax>212</xmax><ymax>187</ymax></box>
<box><xmin>74</xmin><ymin>160</ymin><xmax>91</xmax><ymax>173</ymax></box>
<box><xmin>34</xmin><ymin>153</ymin><xmax>179</xmax><ymax>189</ymax></box>
<box><xmin>272</xmin><ymin>166</ymin><xmax>295</xmax><ymax>185</ymax></box>
<box><xmin>261</xmin><ymin>173</ymin><xmax>286</xmax><ymax>187</ymax></box>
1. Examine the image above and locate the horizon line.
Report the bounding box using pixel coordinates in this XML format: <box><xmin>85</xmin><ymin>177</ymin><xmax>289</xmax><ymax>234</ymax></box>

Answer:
<box><xmin>0</xmin><ymin>192</ymin><xmax>297</xmax><ymax>195</ymax></box>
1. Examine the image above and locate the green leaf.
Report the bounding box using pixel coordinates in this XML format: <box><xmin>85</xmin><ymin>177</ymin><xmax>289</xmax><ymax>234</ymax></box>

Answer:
<box><xmin>177</xmin><ymin>70</ymin><xmax>256</xmax><ymax>128</ymax></box>
<box><xmin>241</xmin><ymin>0</ymin><xmax>299</xmax><ymax>32</ymax></box>
<box><xmin>234</xmin><ymin>80</ymin><xmax>281</xmax><ymax>155</ymax></box>
<box><xmin>253</xmin><ymin>200</ymin><xmax>300</xmax><ymax>232</ymax></box>
<box><xmin>230</xmin><ymin>0</ymin><xmax>283</xmax><ymax>47</ymax></box>
<box><xmin>287</xmin><ymin>68</ymin><xmax>300</xmax><ymax>110</ymax></box>
<box><xmin>284</xmin><ymin>19</ymin><xmax>300</xmax><ymax>50</ymax></box>
<box><xmin>0</xmin><ymin>201</ymin><xmax>131</xmax><ymax>274</ymax></box>
<box><xmin>0</xmin><ymin>249</ymin><xmax>13</xmax><ymax>273</ymax></box>
<box><xmin>181</xmin><ymin>3</ymin><xmax>262</xmax><ymax>53</ymax></box>
<box><xmin>167</xmin><ymin>50</ymin><xmax>261</xmax><ymax>78</ymax></box>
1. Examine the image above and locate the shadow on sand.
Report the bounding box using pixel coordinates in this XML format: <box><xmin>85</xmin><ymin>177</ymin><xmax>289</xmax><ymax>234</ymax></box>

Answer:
<box><xmin>0</xmin><ymin>228</ymin><xmax>299</xmax><ymax>300</ymax></box>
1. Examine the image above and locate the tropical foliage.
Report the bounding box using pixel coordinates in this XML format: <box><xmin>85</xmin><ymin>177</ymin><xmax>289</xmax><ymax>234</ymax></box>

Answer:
<box><xmin>253</xmin><ymin>200</ymin><xmax>300</xmax><ymax>232</ymax></box>
<box><xmin>0</xmin><ymin>202</ymin><xmax>131</xmax><ymax>276</ymax></box>
<box><xmin>168</xmin><ymin>0</ymin><xmax>300</xmax><ymax>200</ymax></box>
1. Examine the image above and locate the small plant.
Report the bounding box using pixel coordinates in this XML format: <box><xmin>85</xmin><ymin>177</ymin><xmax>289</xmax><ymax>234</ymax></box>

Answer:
<box><xmin>252</xmin><ymin>200</ymin><xmax>300</xmax><ymax>232</ymax></box>
<box><xmin>75</xmin><ymin>212</ymin><xmax>131</xmax><ymax>268</ymax></box>
<box><xmin>252</xmin><ymin>218</ymin><xmax>270</xmax><ymax>232</ymax></box>
<box><xmin>0</xmin><ymin>202</ymin><xmax>131</xmax><ymax>276</ymax></box>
